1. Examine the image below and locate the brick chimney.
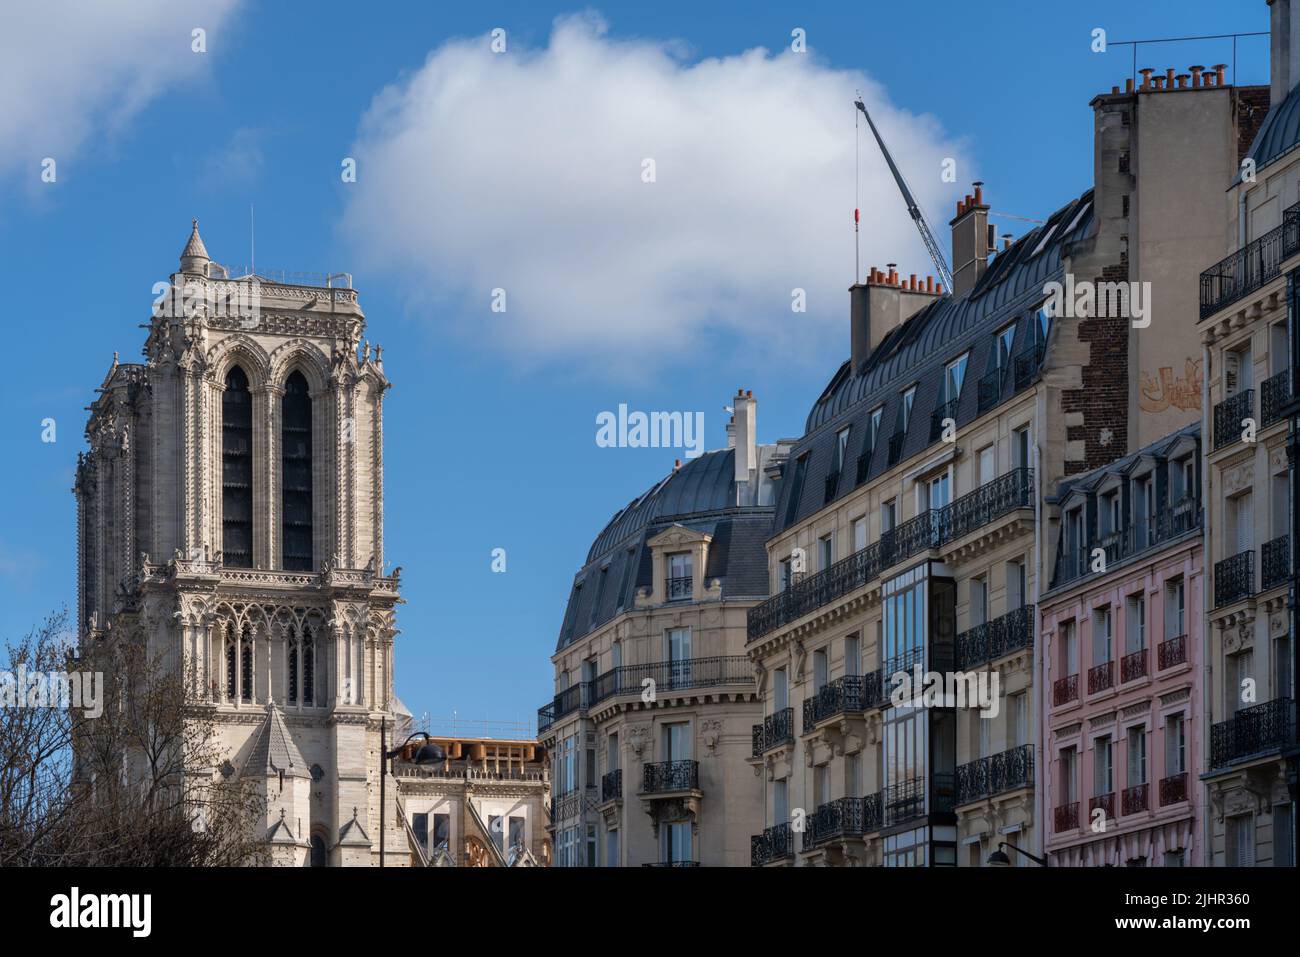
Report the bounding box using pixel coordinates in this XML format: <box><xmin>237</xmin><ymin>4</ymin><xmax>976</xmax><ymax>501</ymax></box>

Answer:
<box><xmin>733</xmin><ymin>389</ymin><xmax>756</xmax><ymax>484</ymax></box>
<box><xmin>850</xmin><ymin>267</ymin><xmax>942</xmax><ymax>373</ymax></box>
<box><xmin>1271</xmin><ymin>0</ymin><xmax>1300</xmax><ymax>104</ymax></box>
<box><xmin>949</xmin><ymin>182</ymin><xmax>990</xmax><ymax>297</ymax></box>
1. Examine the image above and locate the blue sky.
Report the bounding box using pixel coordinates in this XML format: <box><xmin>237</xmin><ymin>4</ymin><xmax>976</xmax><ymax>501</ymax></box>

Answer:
<box><xmin>0</xmin><ymin>0</ymin><xmax>1270</xmax><ymax>732</ymax></box>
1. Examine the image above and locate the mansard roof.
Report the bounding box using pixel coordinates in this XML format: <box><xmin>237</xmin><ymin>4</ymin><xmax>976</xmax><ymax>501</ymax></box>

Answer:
<box><xmin>1053</xmin><ymin>420</ymin><xmax>1201</xmax><ymax>504</ymax></box>
<box><xmin>1237</xmin><ymin>79</ymin><xmax>1300</xmax><ymax>183</ymax></box>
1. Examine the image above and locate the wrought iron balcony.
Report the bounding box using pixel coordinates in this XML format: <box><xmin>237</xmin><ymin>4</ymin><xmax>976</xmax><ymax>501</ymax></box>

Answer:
<box><xmin>590</xmin><ymin>655</ymin><xmax>753</xmax><ymax>705</ymax></box>
<box><xmin>1054</xmin><ymin>801</ymin><xmax>1079</xmax><ymax>833</ymax></box>
<box><xmin>537</xmin><ymin>703</ymin><xmax>555</xmax><ymax>733</ymax></box>
<box><xmin>1159</xmin><ymin>772</ymin><xmax>1187</xmax><ymax>806</ymax></box>
<box><xmin>883</xmin><ymin>777</ymin><xmax>927</xmax><ymax>827</ymax></box>
<box><xmin>665</xmin><ymin>576</ymin><xmax>693</xmax><ymax>601</ymax></box>
<box><xmin>1213</xmin><ymin>549</ymin><xmax>1255</xmax><ymax>607</ymax></box>
<box><xmin>1089</xmin><ymin>792</ymin><xmax>1114</xmax><ymax>821</ymax></box>
<box><xmin>1052</xmin><ymin>497</ymin><xmax>1202</xmax><ymax>590</ymax></box>
<box><xmin>1053</xmin><ymin>673</ymin><xmax>1079</xmax><ymax>706</ymax></box>
<box><xmin>642</xmin><ymin>760</ymin><xmax>699</xmax><ymax>794</ymax></box>
<box><xmin>751</xmin><ymin>822</ymin><xmax>794</xmax><ymax>865</ymax></box>
<box><xmin>1014</xmin><ymin>344</ymin><xmax>1046</xmax><ymax>391</ymax></box>
<box><xmin>824</xmin><ymin>469</ymin><xmax>841</xmax><ymax>504</ymax></box>
<box><xmin>955</xmin><ymin>604</ymin><xmax>1034</xmax><ymax>671</ymax></box>
<box><xmin>1210</xmin><ymin>698</ymin><xmax>1296</xmax><ymax>768</ymax></box>
<box><xmin>1120</xmin><ymin>647</ymin><xmax>1148</xmax><ymax>683</ymax></box>
<box><xmin>752</xmin><ymin>707</ymin><xmax>794</xmax><ymax>756</ymax></box>
<box><xmin>977</xmin><ymin>368</ymin><xmax>1004</xmax><ymax>414</ymax></box>
<box><xmin>955</xmin><ymin>743</ymin><xmax>1033</xmax><ymax>805</ymax></box>
<box><xmin>1261</xmin><ymin>367</ymin><xmax>1292</xmax><ymax>427</ymax></box>
<box><xmin>1158</xmin><ymin>634</ymin><xmax>1187</xmax><ymax>670</ymax></box>
<box><xmin>1262</xmin><ymin>535</ymin><xmax>1289</xmax><ymax>591</ymax></box>
<box><xmin>930</xmin><ymin>398</ymin><xmax>960</xmax><ymax>441</ymax></box>
<box><xmin>1199</xmin><ymin>199</ymin><xmax>1300</xmax><ymax>319</ymax></box>
<box><xmin>601</xmin><ymin>769</ymin><xmax>622</xmax><ymax>802</ymax></box>
<box><xmin>1121</xmin><ymin>783</ymin><xmax>1149</xmax><ymax>815</ymax></box>
<box><xmin>855</xmin><ymin>447</ymin><xmax>873</xmax><ymax>485</ymax></box>
<box><xmin>748</xmin><ymin>469</ymin><xmax>1033</xmax><ymax>642</ymax></box>
<box><xmin>888</xmin><ymin>431</ymin><xmax>906</xmax><ymax>466</ymax></box>
<box><xmin>802</xmin><ymin>673</ymin><xmax>883</xmax><ymax>731</ymax></box>
<box><xmin>1213</xmin><ymin>389</ymin><xmax>1254</xmax><ymax>451</ymax></box>
<box><xmin>1087</xmin><ymin>660</ymin><xmax>1114</xmax><ymax>695</ymax></box>
<box><xmin>805</xmin><ymin>796</ymin><xmax>877</xmax><ymax>848</ymax></box>
<box><xmin>537</xmin><ymin>682</ymin><xmax>587</xmax><ymax>732</ymax></box>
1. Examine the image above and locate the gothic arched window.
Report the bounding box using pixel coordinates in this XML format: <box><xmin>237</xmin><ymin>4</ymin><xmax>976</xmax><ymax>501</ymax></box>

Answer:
<box><xmin>310</xmin><ymin>833</ymin><xmax>327</xmax><ymax>867</ymax></box>
<box><xmin>282</xmin><ymin>371</ymin><xmax>313</xmax><ymax>571</ymax></box>
<box><xmin>222</xmin><ymin>366</ymin><xmax>254</xmax><ymax>568</ymax></box>
<box><xmin>241</xmin><ymin>625</ymin><xmax>254</xmax><ymax>702</ymax></box>
<box><xmin>302</xmin><ymin>627</ymin><xmax>315</xmax><ymax>706</ymax></box>
<box><xmin>287</xmin><ymin>628</ymin><xmax>299</xmax><ymax>704</ymax></box>
<box><xmin>225</xmin><ymin>636</ymin><xmax>237</xmax><ymax>701</ymax></box>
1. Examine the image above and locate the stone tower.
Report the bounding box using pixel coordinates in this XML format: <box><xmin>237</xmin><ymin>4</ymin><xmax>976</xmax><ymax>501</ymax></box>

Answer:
<box><xmin>74</xmin><ymin>222</ymin><xmax>406</xmax><ymax>865</ymax></box>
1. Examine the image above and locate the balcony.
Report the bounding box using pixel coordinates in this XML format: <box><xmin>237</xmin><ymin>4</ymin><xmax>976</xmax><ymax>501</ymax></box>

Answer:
<box><xmin>824</xmin><ymin>469</ymin><xmax>841</xmax><ymax>504</ymax></box>
<box><xmin>855</xmin><ymin>447</ymin><xmax>874</xmax><ymax>485</ymax></box>
<box><xmin>802</xmin><ymin>673</ymin><xmax>883</xmax><ymax>731</ymax></box>
<box><xmin>537</xmin><ymin>682</ymin><xmax>587</xmax><ymax>733</ymax></box>
<box><xmin>1199</xmin><ymin>199</ymin><xmax>1300</xmax><ymax>320</ymax></box>
<box><xmin>1261</xmin><ymin>367</ymin><xmax>1293</xmax><ymax>427</ymax></box>
<box><xmin>882</xmin><ymin>777</ymin><xmax>927</xmax><ymax>827</ymax></box>
<box><xmin>930</xmin><ymin>398</ymin><xmax>959</xmax><ymax>442</ymax></box>
<box><xmin>887</xmin><ymin>432</ymin><xmax>906</xmax><ymax>467</ymax></box>
<box><xmin>665</xmin><ymin>576</ymin><xmax>693</xmax><ymax>601</ymax></box>
<box><xmin>1014</xmin><ymin>344</ymin><xmax>1046</xmax><ymax>391</ymax></box>
<box><xmin>1159</xmin><ymin>772</ymin><xmax>1187</xmax><ymax>806</ymax></box>
<box><xmin>751</xmin><ymin>823</ymin><xmax>794</xmax><ymax>866</ymax></box>
<box><xmin>955</xmin><ymin>744</ymin><xmax>1034</xmax><ymax>806</ymax></box>
<box><xmin>748</xmin><ymin>469</ymin><xmax>1033</xmax><ymax>642</ymax></box>
<box><xmin>1087</xmin><ymin>661</ymin><xmax>1114</xmax><ymax>695</ymax></box>
<box><xmin>1210</xmin><ymin>698</ymin><xmax>1296</xmax><ymax>769</ymax></box>
<box><xmin>1120</xmin><ymin>647</ymin><xmax>1148</xmax><ymax>683</ymax></box>
<box><xmin>1213</xmin><ymin>550</ymin><xmax>1255</xmax><ymax>608</ymax></box>
<box><xmin>589</xmin><ymin>655</ymin><xmax>753</xmax><ymax>705</ymax></box>
<box><xmin>601</xmin><ymin>769</ymin><xmax>622</xmax><ymax>803</ymax></box>
<box><xmin>1054</xmin><ymin>801</ymin><xmax>1080</xmax><ymax>833</ymax></box>
<box><xmin>1158</xmin><ymin>634</ymin><xmax>1187</xmax><ymax>670</ymax></box>
<box><xmin>642</xmin><ymin>760</ymin><xmax>699</xmax><ymax>794</ymax></box>
<box><xmin>1052</xmin><ymin>497</ymin><xmax>1202</xmax><ymax>590</ymax></box>
<box><xmin>804</xmin><ymin>795</ymin><xmax>879</xmax><ymax>848</ymax></box>
<box><xmin>1213</xmin><ymin>389</ymin><xmax>1254</xmax><ymax>451</ymax></box>
<box><xmin>1121</xmin><ymin>783</ymin><xmax>1149</xmax><ymax>815</ymax></box>
<box><xmin>1089</xmin><ymin>793</ymin><xmax>1114</xmax><ymax>821</ymax></box>
<box><xmin>977</xmin><ymin>368</ymin><xmax>1004</xmax><ymax>414</ymax></box>
<box><xmin>1053</xmin><ymin>673</ymin><xmax>1079</xmax><ymax>706</ymax></box>
<box><xmin>752</xmin><ymin>707</ymin><xmax>794</xmax><ymax>757</ymax></box>
<box><xmin>955</xmin><ymin>604</ymin><xmax>1034</xmax><ymax>671</ymax></box>
<box><xmin>537</xmin><ymin>703</ymin><xmax>555</xmax><ymax>734</ymax></box>
<box><xmin>1262</xmin><ymin>535</ymin><xmax>1289</xmax><ymax>591</ymax></box>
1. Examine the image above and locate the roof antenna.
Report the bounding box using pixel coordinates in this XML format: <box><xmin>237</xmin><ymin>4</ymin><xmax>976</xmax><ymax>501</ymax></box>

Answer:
<box><xmin>250</xmin><ymin>203</ymin><xmax>255</xmax><ymax>274</ymax></box>
<box><xmin>854</xmin><ymin>92</ymin><xmax>861</xmax><ymax>284</ymax></box>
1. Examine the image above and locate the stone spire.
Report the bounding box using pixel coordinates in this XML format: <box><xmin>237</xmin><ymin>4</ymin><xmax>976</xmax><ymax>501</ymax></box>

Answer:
<box><xmin>179</xmin><ymin>218</ymin><xmax>210</xmax><ymax>276</ymax></box>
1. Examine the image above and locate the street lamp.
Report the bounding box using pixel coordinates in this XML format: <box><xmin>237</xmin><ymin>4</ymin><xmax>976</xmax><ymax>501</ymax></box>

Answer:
<box><xmin>987</xmin><ymin>841</ymin><xmax>1048</xmax><ymax>867</ymax></box>
<box><xmin>379</xmin><ymin>717</ymin><xmax>445</xmax><ymax>867</ymax></box>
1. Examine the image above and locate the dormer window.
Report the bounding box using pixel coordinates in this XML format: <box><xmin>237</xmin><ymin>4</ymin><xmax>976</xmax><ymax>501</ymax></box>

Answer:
<box><xmin>901</xmin><ymin>386</ymin><xmax>916</xmax><ymax>434</ymax></box>
<box><xmin>943</xmin><ymin>354</ymin><xmax>968</xmax><ymax>403</ymax></box>
<box><xmin>869</xmin><ymin>407</ymin><xmax>883</xmax><ymax>448</ymax></box>
<box><xmin>836</xmin><ymin>427</ymin><xmax>851</xmax><ymax>472</ymax></box>
<box><xmin>1099</xmin><ymin>490</ymin><xmax>1120</xmax><ymax>536</ymax></box>
<box><xmin>996</xmin><ymin>324</ymin><xmax>1016</xmax><ymax>370</ymax></box>
<box><xmin>666</xmin><ymin>552</ymin><xmax>692</xmax><ymax>601</ymax></box>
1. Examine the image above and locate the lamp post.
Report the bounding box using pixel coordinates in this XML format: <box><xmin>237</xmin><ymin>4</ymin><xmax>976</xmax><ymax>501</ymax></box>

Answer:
<box><xmin>379</xmin><ymin>716</ymin><xmax>445</xmax><ymax>867</ymax></box>
<box><xmin>987</xmin><ymin>841</ymin><xmax>1048</xmax><ymax>867</ymax></box>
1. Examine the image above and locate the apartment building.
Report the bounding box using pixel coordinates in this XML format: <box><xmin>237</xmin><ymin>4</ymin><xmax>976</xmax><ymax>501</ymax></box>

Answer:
<box><xmin>747</xmin><ymin>63</ymin><xmax>1260</xmax><ymax>867</ymax></box>
<box><xmin>537</xmin><ymin>394</ymin><xmax>778</xmax><ymax>866</ymax></box>
<box><xmin>1041</xmin><ymin>423</ymin><xmax>1204</xmax><ymax>866</ymax></box>
<box><xmin>1195</xmin><ymin>0</ymin><xmax>1300</xmax><ymax>869</ymax></box>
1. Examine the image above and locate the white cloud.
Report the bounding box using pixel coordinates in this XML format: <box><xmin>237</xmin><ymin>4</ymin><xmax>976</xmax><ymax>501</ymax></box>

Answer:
<box><xmin>342</xmin><ymin>12</ymin><xmax>972</xmax><ymax>376</ymax></box>
<box><xmin>0</xmin><ymin>0</ymin><xmax>242</xmax><ymax>181</ymax></box>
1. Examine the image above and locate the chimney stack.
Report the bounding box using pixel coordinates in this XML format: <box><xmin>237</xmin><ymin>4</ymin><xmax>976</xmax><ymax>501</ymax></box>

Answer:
<box><xmin>733</xmin><ymin>389</ymin><xmax>757</xmax><ymax>484</ymax></box>
<box><xmin>950</xmin><ymin>180</ymin><xmax>991</xmax><ymax>297</ymax></box>
<box><xmin>1268</xmin><ymin>0</ymin><xmax>1292</xmax><ymax>103</ymax></box>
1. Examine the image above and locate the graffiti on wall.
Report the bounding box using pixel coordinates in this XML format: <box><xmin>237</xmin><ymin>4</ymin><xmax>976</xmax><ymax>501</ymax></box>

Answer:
<box><xmin>1139</xmin><ymin>358</ymin><xmax>1202</xmax><ymax>413</ymax></box>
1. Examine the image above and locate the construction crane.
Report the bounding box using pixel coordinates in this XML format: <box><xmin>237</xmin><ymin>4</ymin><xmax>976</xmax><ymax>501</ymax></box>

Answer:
<box><xmin>854</xmin><ymin>98</ymin><xmax>953</xmax><ymax>292</ymax></box>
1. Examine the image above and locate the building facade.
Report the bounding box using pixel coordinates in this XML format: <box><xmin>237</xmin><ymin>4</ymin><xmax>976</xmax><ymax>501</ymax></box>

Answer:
<box><xmin>538</xmin><ymin>393</ymin><xmax>777</xmax><ymax>866</ymax></box>
<box><xmin>1041</xmin><ymin>424</ymin><xmax>1204</xmax><ymax>866</ymax></box>
<box><xmin>75</xmin><ymin>223</ymin><xmax>409</xmax><ymax>865</ymax></box>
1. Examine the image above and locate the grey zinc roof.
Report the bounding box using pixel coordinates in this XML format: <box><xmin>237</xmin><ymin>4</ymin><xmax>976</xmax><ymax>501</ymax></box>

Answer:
<box><xmin>772</xmin><ymin>189</ymin><xmax>1094</xmax><ymax>536</ymax></box>
<box><xmin>245</xmin><ymin>705</ymin><xmax>310</xmax><ymax>779</ymax></box>
<box><xmin>1052</xmin><ymin>420</ymin><xmax>1200</xmax><ymax>501</ymax></box>
<box><xmin>1237</xmin><ymin>80</ymin><xmax>1300</xmax><ymax>184</ymax></box>
<box><xmin>556</xmin><ymin>448</ymin><xmax>774</xmax><ymax>652</ymax></box>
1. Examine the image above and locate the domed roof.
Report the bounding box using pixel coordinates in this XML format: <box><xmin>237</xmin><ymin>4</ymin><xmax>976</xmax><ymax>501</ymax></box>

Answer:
<box><xmin>1238</xmin><ymin>80</ymin><xmax>1300</xmax><ymax>183</ymax></box>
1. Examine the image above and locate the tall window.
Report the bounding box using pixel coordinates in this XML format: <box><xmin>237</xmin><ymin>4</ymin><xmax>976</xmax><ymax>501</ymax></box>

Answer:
<box><xmin>282</xmin><ymin>371</ymin><xmax>313</xmax><ymax>570</ymax></box>
<box><xmin>222</xmin><ymin>367</ymin><xmax>253</xmax><ymax>567</ymax></box>
<box><xmin>288</xmin><ymin>626</ymin><xmax>315</xmax><ymax>706</ymax></box>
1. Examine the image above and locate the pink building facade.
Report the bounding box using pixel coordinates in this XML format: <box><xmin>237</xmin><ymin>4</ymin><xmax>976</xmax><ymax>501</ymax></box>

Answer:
<box><xmin>1040</xmin><ymin>424</ymin><xmax>1203</xmax><ymax>866</ymax></box>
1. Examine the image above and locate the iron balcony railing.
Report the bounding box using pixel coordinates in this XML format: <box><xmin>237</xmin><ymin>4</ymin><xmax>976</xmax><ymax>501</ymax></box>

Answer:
<box><xmin>601</xmin><ymin>769</ymin><xmax>622</xmax><ymax>802</ymax></box>
<box><xmin>955</xmin><ymin>743</ymin><xmax>1034</xmax><ymax>806</ymax></box>
<box><xmin>881</xmin><ymin>774</ymin><xmax>953</xmax><ymax>828</ymax></box>
<box><xmin>824</xmin><ymin>469</ymin><xmax>841</xmax><ymax>504</ymax></box>
<box><xmin>1159</xmin><ymin>772</ymin><xmax>1187</xmax><ymax>806</ymax></box>
<box><xmin>855</xmin><ymin>446</ymin><xmax>874</xmax><ymax>485</ymax></box>
<box><xmin>1214</xmin><ymin>389</ymin><xmax>1254</xmax><ymax>451</ymax></box>
<box><xmin>1262</xmin><ymin>535</ymin><xmax>1289</xmax><ymax>590</ymax></box>
<box><xmin>1120</xmin><ymin>647</ymin><xmax>1148</xmax><ymax>683</ymax></box>
<box><xmin>1214</xmin><ymin>549</ymin><xmax>1255</xmax><ymax>608</ymax></box>
<box><xmin>1087</xmin><ymin>660</ymin><xmax>1114</xmax><ymax>695</ymax></box>
<box><xmin>1053</xmin><ymin>673</ymin><xmax>1079</xmax><ymax>706</ymax></box>
<box><xmin>1211</xmin><ymin>698</ymin><xmax>1296</xmax><ymax>768</ymax></box>
<box><xmin>1121</xmin><ymin>783</ymin><xmax>1149</xmax><ymax>815</ymax></box>
<box><xmin>804</xmin><ymin>795</ymin><xmax>880</xmax><ymax>848</ymax></box>
<box><xmin>537</xmin><ymin>682</ymin><xmax>588</xmax><ymax>732</ymax></box>
<box><xmin>537</xmin><ymin>703</ymin><xmax>555</xmax><ymax>734</ymax></box>
<box><xmin>802</xmin><ymin>673</ymin><xmax>885</xmax><ymax>730</ymax></box>
<box><xmin>977</xmin><ymin>368</ymin><xmax>1004</xmax><ymax>415</ymax></box>
<box><xmin>930</xmin><ymin>398</ymin><xmax>960</xmax><ymax>441</ymax></box>
<box><xmin>749</xmin><ymin>468</ymin><xmax>1033</xmax><ymax>642</ymax></box>
<box><xmin>589</xmin><ymin>655</ymin><xmax>752</xmax><ymax>705</ymax></box>
<box><xmin>752</xmin><ymin>707</ymin><xmax>795</xmax><ymax>756</ymax></box>
<box><xmin>665</xmin><ymin>576</ymin><xmax>693</xmax><ymax>601</ymax></box>
<box><xmin>1054</xmin><ymin>801</ymin><xmax>1080</xmax><ymax>832</ymax></box>
<box><xmin>955</xmin><ymin>604</ymin><xmax>1034</xmax><ymax>671</ymax></box>
<box><xmin>1089</xmin><ymin>792</ymin><xmax>1114</xmax><ymax>821</ymax></box>
<box><xmin>1261</xmin><ymin>367</ymin><xmax>1292</xmax><ymax>427</ymax></box>
<box><xmin>1199</xmin><ymin>199</ymin><xmax>1300</xmax><ymax>319</ymax></box>
<box><xmin>751</xmin><ymin>822</ymin><xmax>794</xmax><ymax>865</ymax></box>
<box><xmin>1158</xmin><ymin>634</ymin><xmax>1187</xmax><ymax>670</ymax></box>
<box><xmin>1053</xmin><ymin>496</ymin><xmax>1202</xmax><ymax>589</ymax></box>
<box><xmin>887</xmin><ymin>432</ymin><xmax>906</xmax><ymax>466</ymax></box>
<box><xmin>642</xmin><ymin>760</ymin><xmax>699</xmax><ymax>794</ymax></box>
<box><xmin>1014</xmin><ymin>344</ymin><xmax>1046</xmax><ymax>391</ymax></box>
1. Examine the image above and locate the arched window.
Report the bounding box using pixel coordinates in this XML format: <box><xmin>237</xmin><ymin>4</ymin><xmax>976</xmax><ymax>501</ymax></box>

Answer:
<box><xmin>302</xmin><ymin>627</ymin><xmax>315</xmax><ymax>705</ymax></box>
<box><xmin>225</xmin><ymin>636</ymin><xmax>237</xmax><ymax>701</ymax></box>
<box><xmin>281</xmin><ymin>371</ymin><xmax>313</xmax><ymax>571</ymax></box>
<box><xmin>287</xmin><ymin>628</ymin><xmax>299</xmax><ymax>704</ymax></box>
<box><xmin>241</xmin><ymin>625</ymin><xmax>254</xmax><ymax>702</ymax></box>
<box><xmin>310</xmin><ymin>833</ymin><xmax>327</xmax><ymax>867</ymax></box>
<box><xmin>222</xmin><ymin>366</ymin><xmax>253</xmax><ymax>567</ymax></box>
